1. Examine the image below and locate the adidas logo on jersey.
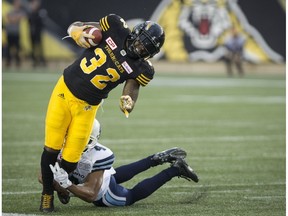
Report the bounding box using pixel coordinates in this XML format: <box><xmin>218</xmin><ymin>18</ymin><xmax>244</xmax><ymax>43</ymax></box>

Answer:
<box><xmin>84</xmin><ymin>105</ymin><xmax>92</xmax><ymax>111</ymax></box>
<box><xmin>58</xmin><ymin>93</ymin><xmax>65</xmax><ymax>99</ymax></box>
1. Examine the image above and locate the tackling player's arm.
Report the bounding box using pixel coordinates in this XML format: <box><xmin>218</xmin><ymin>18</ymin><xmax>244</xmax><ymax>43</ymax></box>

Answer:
<box><xmin>38</xmin><ymin>170</ymin><xmax>70</xmax><ymax>197</ymax></box>
<box><xmin>66</xmin><ymin>171</ymin><xmax>104</xmax><ymax>203</ymax></box>
<box><xmin>50</xmin><ymin>162</ymin><xmax>104</xmax><ymax>203</ymax></box>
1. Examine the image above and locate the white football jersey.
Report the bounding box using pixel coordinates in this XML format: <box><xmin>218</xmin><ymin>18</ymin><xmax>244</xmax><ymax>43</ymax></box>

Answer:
<box><xmin>69</xmin><ymin>143</ymin><xmax>116</xmax><ymax>200</ymax></box>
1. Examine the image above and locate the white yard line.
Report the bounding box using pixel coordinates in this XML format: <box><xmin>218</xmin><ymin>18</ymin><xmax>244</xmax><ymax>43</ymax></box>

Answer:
<box><xmin>95</xmin><ymin>135</ymin><xmax>284</xmax><ymax>144</ymax></box>
<box><xmin>164</xmin><ymin>182</ymin><xmax>285</xmax><ymax>188</ymax></box>
<box><xmin>4</xmin><ymin>74</ymin><xmax>284</xmax><ymax>88</ymax></box>
<box><xmin>2</xmin><ymin>214</ymin><xmax>37</xmax><ymax>216</ymax></box>
<box><xmin>3</xmin><ymin>134</ymin><xmax>284</xmax><ymax>147</ymax></box>
<box><xmin>3</xmin><ymin>182</ymin><xmax>284</xmax><ymax>195</ymax></box>
<box><xmin>177</xmin><ymin>95</ymin><xmax>285</xmax><ymax>104</ymax></box>
<box><xmin>2</xmin><ymin>191</ymin><xmax>40</xmax><ymax>195</ymax></box>
<box><xmin>244</xmin><ymin>195</ymin><xmax>285</xmax><ymax>199</ymax></box>
<box><xmin>151</xmin><ymin>77</ymin><xmax>285</xmax><ymax>88</ymax></box>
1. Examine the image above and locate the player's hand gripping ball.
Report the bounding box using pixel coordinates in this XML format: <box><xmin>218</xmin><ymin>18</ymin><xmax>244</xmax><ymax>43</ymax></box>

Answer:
<box><xmin>84</xmin><ymin>27</ymin><xmax>102</xmax><ymax>47</ymax></box>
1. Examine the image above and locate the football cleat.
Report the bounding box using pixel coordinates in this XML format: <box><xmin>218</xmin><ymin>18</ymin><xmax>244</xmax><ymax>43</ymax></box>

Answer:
<box><xmin>39</xmin><ymin>194</ymin><xmax>54</xmax><ymax>212</ymax></box>
<box><xmin>57</xmin><ymin>191</ymin><xmax>70</xmax><ymax>205</ymax></box>
<box><xmin>172</xmin><ymin>158</ymin><xmax>199</xmax><ymax>183</ymax></box>
<box><xmin>151</xmin><ymin>147</ymin><xmax>187</xmax><ymax>165</ymax></box>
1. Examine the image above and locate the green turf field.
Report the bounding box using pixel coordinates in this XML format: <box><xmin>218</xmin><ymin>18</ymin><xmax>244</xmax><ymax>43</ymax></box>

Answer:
<box><xmin>2</xmin><ymin>68</ymin><xmax>285</xmax><ymax>215</ymax></box>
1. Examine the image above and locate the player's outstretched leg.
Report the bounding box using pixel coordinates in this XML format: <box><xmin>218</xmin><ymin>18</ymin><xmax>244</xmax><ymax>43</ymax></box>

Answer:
<box><xmin>125</xmin><ymin>157</ymin><xmax>198</xmax><ymax>205</ymax></box>
<box><xmin>114</xmin><ymin>147</ymin><xmax>187</xmax><ymax>184</ymax></box>
<box><xmin>172</xmin><ymin>158</ymin><xmax>199</xmax><ymax>182</ymax></box>
<box><xmin>151</xmin><ymin>147</ymin><xmax>187</xmax><ymax>165</ymax></box>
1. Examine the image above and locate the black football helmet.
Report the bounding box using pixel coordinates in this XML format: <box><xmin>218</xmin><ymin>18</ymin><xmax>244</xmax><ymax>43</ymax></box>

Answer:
<box><xmin>126</xmin><ymin>21</ymin><xmax>165</xmax><ymax>59</ymax></box>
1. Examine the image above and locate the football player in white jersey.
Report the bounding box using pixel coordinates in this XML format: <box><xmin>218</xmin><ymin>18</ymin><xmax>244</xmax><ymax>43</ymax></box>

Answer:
<box><xmin>49</xmin><ymin>119</ymin><xmax>199</xmax><ymax>207</ymax></box>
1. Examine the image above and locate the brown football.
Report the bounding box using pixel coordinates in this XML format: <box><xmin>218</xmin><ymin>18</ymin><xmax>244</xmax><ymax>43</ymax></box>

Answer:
<box><xmin>84</xmin><ymin>27</ymin><xmax>102</xmax><ymax>46</ymax></box>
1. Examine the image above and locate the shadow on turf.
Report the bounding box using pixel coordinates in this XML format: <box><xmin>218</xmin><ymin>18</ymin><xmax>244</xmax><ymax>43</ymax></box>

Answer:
<box><xmin>179</xmin><ymin>185</ymin><xmax>208</xmax><ymax>204</ymax></box>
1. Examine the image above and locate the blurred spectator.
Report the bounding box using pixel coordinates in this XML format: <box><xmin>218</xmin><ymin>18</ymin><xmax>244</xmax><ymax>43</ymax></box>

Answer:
<box><xmin>27</xmin><ymin>0</ymin><xmax>46</xmax><ymax>67</ymax></box>
<box><xmin>223</xmin><ymin>27</ymin><xmax>246</xmax><ymax>76</ymax></box>
<box><xmin>4</xmin><ymin>0</ymin><xmax>26</xmax><ymax>68</ymax></box>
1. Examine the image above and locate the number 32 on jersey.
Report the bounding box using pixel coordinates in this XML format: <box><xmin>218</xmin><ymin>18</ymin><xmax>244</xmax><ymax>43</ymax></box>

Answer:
<box><xmin>80</xmin><ymin>48</ymin><xmax>120</xmax><ymax>90</ymax></box>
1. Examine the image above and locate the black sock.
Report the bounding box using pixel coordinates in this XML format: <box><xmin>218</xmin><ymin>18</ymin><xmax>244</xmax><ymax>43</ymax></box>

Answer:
<box><xmin>114</xmin><ymin>156</ymin><xmax>154</xmax><ymax>184</ymax></box>
<box><xmin>61</xmin><ymin>159</ymin><xmax>78</xmax><ymax>174</ymax></box>
<box><xmin>126</xmin><ymin>167</ymin><xmax>178</xmax><ymax>205</ymax></box>
<box><xmin>40</xmin><ymin>148</ymin><xmax>59</xmax><ymax>195</ymax></box>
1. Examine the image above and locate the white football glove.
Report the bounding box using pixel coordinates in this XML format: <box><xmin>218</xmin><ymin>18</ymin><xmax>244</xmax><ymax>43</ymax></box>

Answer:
<box><xmin>67</xmin><ymin>22</ymin><xmax>95</xmax><ymax>48</ymax></box>
<box><xmin>49</xmin><ymin>162</ymin><xmax>72</xmax><ymax>189</ymax></box>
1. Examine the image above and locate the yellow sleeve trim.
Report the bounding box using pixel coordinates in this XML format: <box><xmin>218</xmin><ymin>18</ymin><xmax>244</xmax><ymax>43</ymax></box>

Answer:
<box><xmin>100</xmin><ymin>16</ymin><xmax>109</xmax><ymax>31</ymax></box>
<box><xmin>136</xmin><ymin>74</ymin><xmax>151</xmax><ymax>86</ymax></box>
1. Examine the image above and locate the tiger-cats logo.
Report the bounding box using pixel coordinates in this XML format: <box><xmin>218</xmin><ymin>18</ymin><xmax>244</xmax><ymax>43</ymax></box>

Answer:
<box><xmin>145</xmin><ymin>0</ymin><xmax>283</xmax><ymax>63</ymax></box>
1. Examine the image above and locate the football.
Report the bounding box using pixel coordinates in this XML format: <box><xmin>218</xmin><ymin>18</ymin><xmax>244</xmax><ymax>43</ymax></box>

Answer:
<box><xmin>84</xmin><ymin>27</ymin><xmax>102</xmax><ymax>47</ymax></box>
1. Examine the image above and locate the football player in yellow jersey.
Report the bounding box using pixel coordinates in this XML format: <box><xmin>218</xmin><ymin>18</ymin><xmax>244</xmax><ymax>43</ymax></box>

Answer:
<box><xmin>39</xmin><ymin>14</ymin><xmax>165</xmax><ymax>213</ymax></box>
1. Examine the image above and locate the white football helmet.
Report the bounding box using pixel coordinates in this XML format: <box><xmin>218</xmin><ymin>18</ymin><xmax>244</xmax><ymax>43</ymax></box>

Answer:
<box><xmin>87</xmin><ymin>119</ymin><xmax>101</xmax><ymax>148</ymax></box>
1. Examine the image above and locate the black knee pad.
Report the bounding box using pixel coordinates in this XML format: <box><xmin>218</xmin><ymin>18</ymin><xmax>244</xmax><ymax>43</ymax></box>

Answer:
<box><xmin>60</xmin><ymin>159</ymin><xmax>78</xmax><ymax>174</ymax></box>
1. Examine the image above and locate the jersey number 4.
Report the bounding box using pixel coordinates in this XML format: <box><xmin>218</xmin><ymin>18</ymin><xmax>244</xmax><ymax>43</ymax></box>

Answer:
<box><xmin>80</xmin><ymin>48</ymin><xmax>120</xmax><ymax>90</ymax></box>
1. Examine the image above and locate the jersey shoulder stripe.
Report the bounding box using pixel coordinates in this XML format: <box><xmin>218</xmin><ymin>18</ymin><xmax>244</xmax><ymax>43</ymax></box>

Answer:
<box><xmin>92</xmin><ymin>154</ymin><xmax>115</xmax><ymax>171</ymax></box>
<box><xmin>136</xmin><ymin>74</ymin><xmax>151</xmax><ymax>86</ymax></box>
<box><xmin>100</xmin><ymin>16</ymin><xmax>109</xmax><ymax>31</ymax></box>
<box><xmin>99</xmin><ymin>14</ymin><xmax>126</xmax><ymax>33</ymax></box>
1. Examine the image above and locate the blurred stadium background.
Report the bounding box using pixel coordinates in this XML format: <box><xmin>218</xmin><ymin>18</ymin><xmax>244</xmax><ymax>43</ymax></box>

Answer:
<box><xmin>2</xmin><ymin>0</ymin><xmax>286</xmax><ymax>215</ymax></box>
<box><xmin>2</xmin><ymin>0</ymin><xmax>286</xmax><ymax>67</ymax></box>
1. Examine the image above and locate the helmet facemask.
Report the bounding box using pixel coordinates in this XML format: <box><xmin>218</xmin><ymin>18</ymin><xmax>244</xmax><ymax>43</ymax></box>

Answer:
<box><xmin>126</xmin><ymin>21</ymin><xmax>165</xmax><ymax>59</ymax></box>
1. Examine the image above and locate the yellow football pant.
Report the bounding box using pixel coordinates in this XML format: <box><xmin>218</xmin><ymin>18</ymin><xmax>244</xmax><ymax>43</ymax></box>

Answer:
<box><xmin>45</xmin><ymin>76</ymin><xmax>99</xmax><ymax>163</ymax></box>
